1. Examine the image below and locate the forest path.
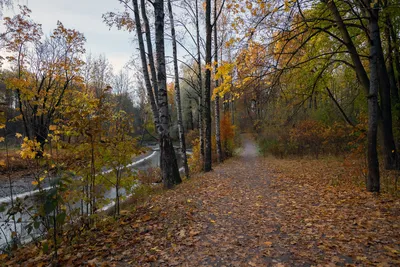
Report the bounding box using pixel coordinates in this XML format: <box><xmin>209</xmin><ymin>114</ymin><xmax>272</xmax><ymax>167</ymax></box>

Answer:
<box><xmin>78</xmin><ymin>135</ymin><xmax>307</xmax><ymax>266</ymax></box>
<box><xmin>8</xmin><ymin>135</ymin><xmax>400</xmax><ymax>266</ymax></box>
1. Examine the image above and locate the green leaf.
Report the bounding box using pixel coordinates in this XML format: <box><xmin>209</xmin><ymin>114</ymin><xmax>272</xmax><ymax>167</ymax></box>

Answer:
<box><xmin>42</xmin><ymin>242</ymin><xmax>49</xmax><ymax>253</ymax></box>
<box><xmin>56</xmin><ymin>212</ymin><xmax>67</xmax><ymax>225</ymax></box>
<box><xmin>34</xmin><ymin>221</ymin><xmax>41</xmax><ymax>229</ymax></box>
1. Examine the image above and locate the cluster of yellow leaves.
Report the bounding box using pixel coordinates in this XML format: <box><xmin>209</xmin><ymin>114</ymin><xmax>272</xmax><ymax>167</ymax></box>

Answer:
<box><xmin>188</xmin><ymin>138</ymin><xmax>203</xmax><ymax>173</ymax></box>
<box><xmin>213</xmin><ymin>62</ymin><xmax>235</xmax><ymax>99</ymax></box>
<box><xmin>31</xmin><ymin>176</ymin><xmax>45</xmax><ymax>186</ymax></box>
<box><xmin>20</xmin><ymin>137</ymin><xmax>42</xmax><ymax>159</ymax></box>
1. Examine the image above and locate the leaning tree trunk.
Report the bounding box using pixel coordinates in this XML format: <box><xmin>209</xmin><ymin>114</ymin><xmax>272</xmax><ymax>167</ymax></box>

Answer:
<box><xmin>214</xmin><ymin>0</ymin><xmax>222</xmax><ymax>163</ymax></box>
<box><xmin>204</xmin><ymin>0</ymin><xmax>212</xmax><ymax>172</ymax></box>
<box><xmin>325</xmin><ymin>0</ymin><xmax>396</xmax><ymax>170</ymax></box>
<box><xmin>140</xmin><ymin>0</ymin><xmax>159</xmax><ymax>104</ymax></box>
<box><xmin>167</xmin><ymin>0</ymin><xmax>190</xmax><ymax>178</ymax></box>
<box><xmin>132</xmin><ymin>0</ymin><xmax>159</xmax><ymax>129</ymax></box>
<box><xmin>366</xmin><ymin>1</ymin><xmax>380</xmax><ymax>192</ymax></box>
<box><xmin>154</xmin><ymin>0</ymin><xmax>181</xmax><ymax>188</ymax></box>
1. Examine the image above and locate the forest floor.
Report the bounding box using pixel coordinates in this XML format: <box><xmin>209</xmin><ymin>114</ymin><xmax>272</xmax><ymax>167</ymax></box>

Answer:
<box><xmin>4</xmin><ymin>137</ymin><xmax>400</xmax><ymax>266</ymax></box>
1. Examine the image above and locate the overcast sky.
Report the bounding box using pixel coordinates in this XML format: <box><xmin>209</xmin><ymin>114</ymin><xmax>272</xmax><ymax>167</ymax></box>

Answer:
<box><xmin>4</xmin><ymin>0</ymin><xmax>135</xmax><ymax>73</ymax></box>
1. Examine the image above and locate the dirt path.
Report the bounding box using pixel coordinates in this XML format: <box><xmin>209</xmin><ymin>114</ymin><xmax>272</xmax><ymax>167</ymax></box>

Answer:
<box><xmin>174</xmin><ymin>138</ymin><xmax>299</xmax><ymax>266</ymax></box>
<box><xmin>7</xmin><ymin>136</ymin><xmax>400</xmax><ymax>266</ymax></box>
<box><xmin>73</xmin><ymin>137</ymin><xmax>305</xmax><ymax>266</ymax></box>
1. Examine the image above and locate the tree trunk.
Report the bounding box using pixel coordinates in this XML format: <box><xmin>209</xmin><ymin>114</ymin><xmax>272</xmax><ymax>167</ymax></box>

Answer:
<box><xmin>366</xmin><ymin>2</ymin><xmax>380</xmax><ymax>192</ymax></box>
<box><xmin>375</xmin><ymin>13</ymin><xmax>397</xmax><ymax>170</ymax></box>
<box><xmin>325</xmin><ymin>0</ymin><xmax>397</xmax><ymax>170</ymax></box>
<box><xmin>324</xmin><ymin>0</ymin><xmax>370</xmax><ymax>92</ymax></box>
<box><xmin>214</xmin><ymin>0</ymin><xmax>222</xmax><ymax>163</ymax></box>
<box><xmin>140</xmin><ymin>0</ymin><xmax>159</xmax><ymax>104</ymax></box>
<box><xmin>204</xmin><ymin>0</ymin><xmax>212</xmax><ymax>172</ymax></box>
<box><xmin>195</xmin><ymin>0</ymin><xmax>204</xmax><ymax>161</ymax></box>
<box><xmin>160</xmin><ymin>134</ymin><xmax>181</xmax><ymax>188</ymax></box>
<box><xmin>391</xmin><ymin>30</ymin><xmax>400</xmax><ymax>92</ymax></box>
<box><xmin>167</xmin><ymin>0</ymin><xmax>190</xmax><ymax>178</ymax></box>
<box><xmin>385</xmin><ymin>18</ymin><xmax>399</xmax><ymax>104</ymax></box>
<box><xmin>189</xmin><ymin>100</ymin><xmax>194</xmax><ymax>130</ymax></box>
<box><xmin>154</xmin><ymin>0</ymin><xmax>181</xmax><ymax>187</ymax></box>
<box><xmin>132</xmin><ymin>0</ymin><xmax>159</xmax><ymax>131</ymax></box>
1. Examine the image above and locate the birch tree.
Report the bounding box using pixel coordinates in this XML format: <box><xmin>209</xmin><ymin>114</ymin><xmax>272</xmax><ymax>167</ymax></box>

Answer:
<box><xmin>214</xmin><ymin>0</ymin><xmax>222</xmax><ymax>163</ymax></box>
<box><xmin>167</xmin><ymin>0</ymin><xmax>190</xmax><ymax>178</ymax></box>
<box><xmin>106</xmin><ymin>0</ymin><xmax>181</xmax><ymax>188</ymax></box>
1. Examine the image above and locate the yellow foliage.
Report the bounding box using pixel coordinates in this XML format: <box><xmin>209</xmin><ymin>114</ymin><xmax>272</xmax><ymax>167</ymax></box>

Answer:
<box><xmin>20</xmin><ymin>137</ymin><xmax>42</xmax><ymax>159</ymax></box>
<box><xmin>213</xmin><ymin>62</ymin><xmax>235</xmax><ymax>99</ymax></box>
<box><xmin>188</xmin><ymin>138</ymin><xmax>203</xmax><ymax>173</ymax></box>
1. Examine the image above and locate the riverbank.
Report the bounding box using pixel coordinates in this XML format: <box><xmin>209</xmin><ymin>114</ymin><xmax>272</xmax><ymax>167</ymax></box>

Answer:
<box><xmin>0</xmin><ymin>147</ymin><xmax>154</xmax><ymax>200</ymax></box>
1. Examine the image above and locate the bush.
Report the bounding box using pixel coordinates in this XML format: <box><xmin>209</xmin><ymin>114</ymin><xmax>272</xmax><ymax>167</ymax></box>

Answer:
<box><xmin>185</xmin><ymin>129</ymin><xmax>199</xmax><ymax>148</ymax></box>
<box><xmin>290</xmin><ymin>120</ymin><xmax>325</xmax><ymax>158</ymax></box>
<box><xmin>258</xmin><ymin>120</ymin><xmax>355</xmax><ymax>158</ymax></box>
<box><xmin>221</xmin><ymin>113</ymin><xmax>237</xmax><ymax>157</ymax></box>
<box><xmin>188</xmin><ymin>138</ymin><xmax>203</xmax><ymax>173</ymax></box>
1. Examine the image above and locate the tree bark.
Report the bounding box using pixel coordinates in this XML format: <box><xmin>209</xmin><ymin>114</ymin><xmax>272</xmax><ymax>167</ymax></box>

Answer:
<box><xmin>195</xmin><ymin>0</ymin><xmax>204</xmax><ymax>161</ymax></box>
<box><xmin>214</xmin><ymin>0</ymin><xmax>222</xmax><ymax>163</ymax></box>
<box><xmin>167</xmin><ymin>0</ymin><xmax>190</xmax><ymax>178</ymax></box>
<box><xmin>140</xmin><ymin>0</ymin><xmax>159</xmax><ymax>104</ymax></box>
<box><xmin>385</xmin><ymin>18</ymin><xmax>399</xmax><ymax>104</ymax></box>
<box><xmin>366</xmin><ymin>1</ymin><xmax>380</xmax><ymax>192</ymax></box>
<box><xmin>154</xmin><ymin>0</ymin><xmax>182</xmax><ymax>187</ymax></box>
<box><xmin>390</xmin><ymin>22</ymin><xmax>400</xmax><ymax>93</ymax></box>
<box><xmin>204</xmin><ymin>0</ymin><xmax>212</xmax><ymax>172</ymax></box>
<box><xmin>132</xmin><ymin>0</ymin><xmax>159</xmax><ymax>131</ymax></box>
<box><xmin>373</xmin><ymin>4</ymin><xmax>397</xmax><ymax>170</ymax></box>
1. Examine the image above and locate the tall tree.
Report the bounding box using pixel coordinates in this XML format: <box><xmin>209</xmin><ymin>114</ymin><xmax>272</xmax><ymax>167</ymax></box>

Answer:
<box><xmin>204</xmin><ymin>0</ymin><xmax>212</xmax><ymax>172</ymax></box>
<box><xmin>195</xmin><ymin>0</ymin><xmax>205</xmax><ymax>160</ymax></box>
<box><xmin>1</xmin><ymin>8</ymin><xmax>86</xmax><ymax>150</ymax></box>
<box><xmin>214</xmin><ymin>0</ymin><xmax>222</xmax><ymax>163</ymax></box>
<box><xmin>111</xmin><ymin>0</ymin><xmax>181</xmax><ymax>187</ymax></box>
<box><xmin>154</xmin><ymin>0</ymin><xmax>182</xmax><ymax>187</ymax></box>
<box><xmin>365</xmin><ymin>0</ymin><xmax>380</xmax><ymax>192</ymax></box>
<box><xmin>167</xmin><ymin>0</ymin><xmax>190</xmax><ymax>178</ymax></box>
<box><xmin>322</xmin><ymin>0</ymin><xmax>397</xmax><ymax>171</ymax></box>
<box><xmin>129</xmin><ymin>0</ymin><xmax>159</xmax><ymax>129</ymax></box>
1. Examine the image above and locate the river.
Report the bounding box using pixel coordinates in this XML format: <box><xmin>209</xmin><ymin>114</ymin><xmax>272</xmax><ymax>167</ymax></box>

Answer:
<box><xmin>0</xmin><ymin>146</ymin><xmax>186</xmax><ymax>249</ymax></box>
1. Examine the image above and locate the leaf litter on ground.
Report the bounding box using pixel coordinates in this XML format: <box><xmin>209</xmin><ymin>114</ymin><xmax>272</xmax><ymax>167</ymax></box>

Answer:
<box><xmin>3</xmin><ymin>144</ymin><xmax>400</xmax><ymax>266</ymax></box>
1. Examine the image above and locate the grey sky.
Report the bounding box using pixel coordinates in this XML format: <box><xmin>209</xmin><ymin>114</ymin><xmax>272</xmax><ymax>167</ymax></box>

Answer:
<box><xmin>5</xmin><ymin>0</ymin><xmax>135</xmax><ymax>72</ymax></box>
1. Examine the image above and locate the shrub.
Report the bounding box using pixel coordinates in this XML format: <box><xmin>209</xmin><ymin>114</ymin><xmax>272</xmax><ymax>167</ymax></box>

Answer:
<box><xmin>258</xmin><ymin>120</ymin><xmax>355</xmax><ymax>158</ymax></box>
<box><xmin>185</xmin><ymin>129</ymin><xmax>199</xmax><ymax>148</ymax></box>
<box><xmin>290</xmin><ymin>120</ymin><xmax>325</xmax><ymax>158</ymax></box>
<box><xmin>221</xmin><ymin>113</ymin><xmax>237</xmax><ymax>157</ymax></box>
<box><xmin>188</xmin><ymin>138</ymin><xmax>203</xmax><ymax>173</ymax></box>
